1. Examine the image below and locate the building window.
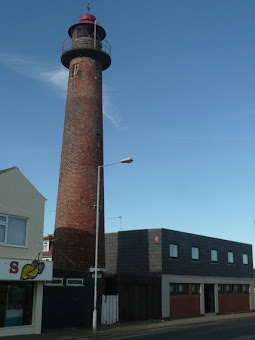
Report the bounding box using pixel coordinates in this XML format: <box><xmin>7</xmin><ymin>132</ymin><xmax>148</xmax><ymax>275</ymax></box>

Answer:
<box><xmin>77</xmin><ymin>27</ymin><xmax>88</xmax><ymax>38</ymax></box>
<box><xmin>243</xmin><ymin>254</ymin><xmax>249</xmax><ymax>265</ymax></box>
<box><xmin>169</xmin><ymin>244</ymin><xmax>178</xmax><ymax>258</ymax></box>
<box><xmin>170</xmin><ymin>283</ymin><xmax>175</xmax><ymax>293</ymax></box>
<box><xmin>218</xmin><ymin>284</ymin><xmax>223</xmax><ymax>293</ymax></box>
<box><xmin>0</xmin><ymin>282</ymin><xmax>33</xmax><ymax>327</ymax></box>
<box><xmin>191</xmin><ymin>247</ymin><xmax>200</xmax><ymax>260</ymax></box>
<box><xmin>66</xmin><ymin>278</ymin><xmax>84</xmax><ymax>287</ymax></box>
<box><xmin>170</xmin><ymin>283</ymin><xmax>188</xmax><ymax>294</ymax></box>
<box><xmin>234</xmin><ymin>284</ymin><xmax>241</xmax><ymax>294</ymax></box>
<box><xmin>211</xmin><ymin>249</ymin><xmax>218</xmax><ymax>262</ymax></box>
<box><xmin>242</xmin><ymin>285</ymin><xmax>249</xmax><ymax>293</ymax></box>
<box><xmin>0</xmin><ymin>214</ymin><xmax>27</xmax><ymax>247</ymax></box>
<box><xmin>43</xmin><ymin>241</ymin><xmax>49</xmax><ymax>252</ymax></box>
<box><xmin>73</xmin><ymin>64</ymin><xmax>79</xmax><ymax>76</ymax></box>
<box><xmin>44</xmin><ymin>278</ymin><xmax>64</xmax><ymax>286</ymax></box>
<box><xmin>191</xmin><ymin>284</ymin><xmax>200</xmax><ymax>294</ymax></box>
<box><xmin>228</xmin><ymin>251</ymin><xmax>234</xmax><ymax>264</ymax></box>
<box><xmin>226</xmin><ymin>284</ymin><xmax>232</xmax><ymax>293</ymax></box>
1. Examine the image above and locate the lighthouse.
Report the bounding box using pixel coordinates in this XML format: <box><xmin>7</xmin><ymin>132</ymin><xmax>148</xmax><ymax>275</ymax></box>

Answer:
<box><xmin>53</xmin><ymin>6</ymin><xmax>111</xmax><ymax>273</ymax></box>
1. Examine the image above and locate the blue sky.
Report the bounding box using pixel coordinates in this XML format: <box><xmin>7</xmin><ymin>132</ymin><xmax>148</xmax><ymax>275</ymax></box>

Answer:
<box><xmin>1</xmin><ymin>1</ymin><xmax>255</xmax><ymax>258</ymax></box>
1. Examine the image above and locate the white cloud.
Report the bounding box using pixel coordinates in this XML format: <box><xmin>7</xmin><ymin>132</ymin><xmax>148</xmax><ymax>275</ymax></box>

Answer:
<box><xmin>103</xmin><ymin>85</ymin><xmax>121</xmax><ymax>128</ymax></box>
<box><xmin>40</xmin><ymin>69</ymin><xmax>68</xmax><ymax>93</ymax></box>
<box><xmin>0</xmin><ymin>53</ymin><xmax>122</xmax><ymax>128</ymax></box>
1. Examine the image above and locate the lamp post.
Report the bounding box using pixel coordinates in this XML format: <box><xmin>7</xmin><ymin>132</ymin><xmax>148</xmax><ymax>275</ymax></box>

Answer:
<box><xmin>92</xmin><ymin>157</ymin><xmax>133</xmax><ymax>334</ymax></box>
<box><xmin>109</xmin><ymin>216</ymin><xmax>122</xmax><ymax>231</ymax></box>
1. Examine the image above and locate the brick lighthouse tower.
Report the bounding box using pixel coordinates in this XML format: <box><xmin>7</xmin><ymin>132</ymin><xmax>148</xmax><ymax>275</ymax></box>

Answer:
<box><xmin>53</xmin><ymin>6</ymin><xmax>111</xmax><ymax>274</ymax></box>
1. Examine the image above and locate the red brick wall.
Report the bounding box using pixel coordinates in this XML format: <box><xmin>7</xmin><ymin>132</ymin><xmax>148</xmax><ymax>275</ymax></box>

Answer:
<box><xmin>219</xmin><ymin>294</ymin><xmax>250</xmax><ymax>313</ymax></box>
<box><xmin>170</xmin><ymin>284</ymin><xmax>200</xmax><ymax>318</ymax></box>
<box><xmin>54</xmin><ymin>56</ymin><xmax>105</xmax><ymax>271</ymax></box>
<box><xmin>170</xmin><ymin>295</ymin><xmax>200</xmax><ymax>318</ymax></box>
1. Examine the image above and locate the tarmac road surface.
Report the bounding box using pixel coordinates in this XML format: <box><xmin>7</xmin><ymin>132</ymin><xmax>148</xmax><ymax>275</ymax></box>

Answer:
<box><xmin>2</xmin><ymin>312</ymin><xmax>255</xmax><ymax>340</ymax></box>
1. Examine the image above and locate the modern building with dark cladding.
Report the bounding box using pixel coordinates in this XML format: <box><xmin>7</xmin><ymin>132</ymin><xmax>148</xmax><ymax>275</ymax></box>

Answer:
<box><xmin>105</xmin><ymin>228</ymin><xmax>254</xmax><ymax>321</ymax></box>
<box><xmin>161</xmin><ymin>229</ymin><xmax>253</xmax><ymax>278</ymax></box>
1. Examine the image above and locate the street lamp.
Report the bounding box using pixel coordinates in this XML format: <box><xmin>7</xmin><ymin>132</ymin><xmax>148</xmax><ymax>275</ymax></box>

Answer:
<box><xmin>92</xmin><ymin>157</ymin><xmax>133</xmax><ymax>334</ymax></box>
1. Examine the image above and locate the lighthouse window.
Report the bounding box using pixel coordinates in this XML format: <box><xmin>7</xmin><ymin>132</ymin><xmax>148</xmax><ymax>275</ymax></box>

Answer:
<box><xmin>96</xmin><ymin>134</ymin><xmax>101</xmax><ymax>150</ymax></box>
<box><xmin>73</xmin><ymin>64</ymin><xmax>79</xmax><ymax>77</ymax></box>
<box><xmin>77</xmin><ymin>27</ymin><xmax>88</xmax><ymax>38</ymax></box>
<box><xmin>95</xmin><ymin>65</ymin><xmax>101</xmax><ymax>79</ymax></box>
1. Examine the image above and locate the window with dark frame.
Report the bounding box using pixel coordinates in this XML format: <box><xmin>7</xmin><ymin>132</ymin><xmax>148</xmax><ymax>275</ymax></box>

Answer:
<box><xmin>218</xmin><ymin>284</ymin><xmax>223</xmax><ymax>293</ymax></box>
<box><xmin>243</xmin><ymin>254</ymin><xmax>249</xmax><ymax>265</ymax></box>
<box><xmin>170</xmin><ymin>283</ymin><xmax>188</xmax><ymax>294</ymax></box>
<box><xmin>169</xmin><ymin>244</ymin><xmax>178</xmax><ymax>258</ymax></box>
<box><xmin>191</xmin><ymin>284</ymin><xmax>200</xmax><ymax>294</ymax></box>
<box><xmin>242</xmin><ymin>284</ymin><xmax>249</xmax><ymax>293</ymax></box>
<box><xmin>226</xmin><ymin>284</ymin><xmax>232</xmax><ymax>293</ymax></box>
<box><xmin>234</xmin><ymin>284</ymin><xmax>241</xmax><ymax>294</ymax></box>
<box><xmin>211</xmin><ymin>249</ymin><xmax>218</xmax><ymax>262</ymax></box>
<box><xmin>170</xmin><ymin>283</ymin><xmax>175</xmax><ymax>293</ymax></box>
<box><xmin>191</xmin><ymin>247</ymin><xmax>200</xmax><ymax>261</ymax></box>
<box><xmin>77</xmin><ymin>27</ymin><xmax>88</xmax><ymax>38</ymax></box>
<box><xmin>95</xmin><ymin>134</ymin><xmax>101</xmax><ymax>150</ymax></box>
<box><xmin>0</xmin><ymin>281</ymin><xmax>34</xmax><ymax>328</ymax></box>
<box><xmin>228</xmin><ymin>251</ymin><xmax>234</xmax><ymax>264</ymax></box>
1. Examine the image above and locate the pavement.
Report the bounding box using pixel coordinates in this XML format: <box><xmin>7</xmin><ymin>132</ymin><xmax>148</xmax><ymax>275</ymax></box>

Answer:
<box><xmin>2</xmin><ymin>312</ymin><xmax>255</xmax><ymax>340</ymax></box>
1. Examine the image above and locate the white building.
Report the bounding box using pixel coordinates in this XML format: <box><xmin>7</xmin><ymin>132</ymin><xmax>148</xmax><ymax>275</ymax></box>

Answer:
<box><xmin>0</xmin><ymin>167</ymin><xmax>53</xmax><ymax>337</ymax></box>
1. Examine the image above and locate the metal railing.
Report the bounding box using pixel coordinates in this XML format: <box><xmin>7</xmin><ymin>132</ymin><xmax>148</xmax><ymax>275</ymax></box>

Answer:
<box><xmin>62</xmin><ymin>37</ymin><xmax>111</xmax><ymax>57</ymax></box>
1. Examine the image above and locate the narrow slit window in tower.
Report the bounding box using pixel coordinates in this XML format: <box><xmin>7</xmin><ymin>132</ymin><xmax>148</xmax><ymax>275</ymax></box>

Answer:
<box><xmin>73</xmin><ymin>64</ymin><xmax>79</xmax><ymax>76</ymax></box>
<box><xmin>96</xmin><ymin>134</ymin><xmax>101</xmax><ymax>150</ymax></box>
<box><xmin>95</xmin><ymin>65</ymin><xmax>101</xmax><ymax>79</ymax></box>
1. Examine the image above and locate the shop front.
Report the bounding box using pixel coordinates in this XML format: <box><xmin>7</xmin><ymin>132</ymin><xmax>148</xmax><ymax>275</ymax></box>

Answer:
<box><xmin>0</xmin><ymin>258</ymin><xmax>53</xmax><ymax>337</ymax></box>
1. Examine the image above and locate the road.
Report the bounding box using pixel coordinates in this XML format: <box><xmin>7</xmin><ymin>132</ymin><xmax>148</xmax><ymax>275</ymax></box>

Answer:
<box><xmin>91</xmin><ymin>316</ymin><xmax>255</xmax><ymax>340</ymax></box>
<box><xmin>2</xmin><ymin>314</ymin><xmax>255</xmax><ymax>340</ymax></box>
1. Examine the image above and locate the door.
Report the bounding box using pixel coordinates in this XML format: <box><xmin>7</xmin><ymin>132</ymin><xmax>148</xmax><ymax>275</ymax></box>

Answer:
<box><xmin>204</xmin><ymin>284</ymin><xmax>215</xmax><ymax>314</ymax></box>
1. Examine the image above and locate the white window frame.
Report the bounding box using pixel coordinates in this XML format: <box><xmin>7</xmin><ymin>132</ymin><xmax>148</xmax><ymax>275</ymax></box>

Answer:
<box><xmin>44</xmin><ymin>278</ymin><xmax>64</xmax><ymax>286</ymax></box>
<box><xmin>66</xmin><ymin>278</ymin><xmax>84</xmax><ymax>287</ymax></box>
<box><xmin>0</xmin><ymin>215</ymin><xmax>7</xmax><ymax>244</ymax></box>
<box><xmin>43</xmin><ymin>241</ymin><xmax>49</xmax><ymax>252</ymax></box>
<box><xmin>73</xmin><ymin>64</ymin><xmax>79</xmax><ymax>76</ymax></box>
<box><xmin>242</xmin><ymin>284</ymin><xmax>249</xmax><ymax>293</ymax></box>
<box><xmin>0</xmin><ymin>214</ymin><xmax>27</xmax><ymax>247</ymax></box>
<box><xmin>42</xmin><ymin>257</ymin><xmax>52</xmax><ymax>261</ymax></box>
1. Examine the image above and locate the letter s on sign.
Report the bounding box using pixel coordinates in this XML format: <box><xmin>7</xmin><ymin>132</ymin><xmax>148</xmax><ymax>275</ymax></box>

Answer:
<box><xmin>10</xmin><ymin>261</ymin><xmax>19</xmax><ymax>274</ymax></box>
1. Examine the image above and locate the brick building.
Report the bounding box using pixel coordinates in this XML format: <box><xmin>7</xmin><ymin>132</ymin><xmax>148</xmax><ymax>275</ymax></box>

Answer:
<box><xmin>105</xmin><ymin>228</ymin><xmax>254</xmax><ymax>321</ymax></box>
<box><xmin>42</xmin><ymin>235</ymin><xmax>53</xmax><ymax>261</ymax></box>
<box><xmin>42</xmin><ymin>7</ymin><xmax>111</xmax><ymax>330</ymax></box>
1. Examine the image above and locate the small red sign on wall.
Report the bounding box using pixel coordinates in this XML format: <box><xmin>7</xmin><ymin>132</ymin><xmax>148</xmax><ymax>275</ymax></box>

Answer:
<box><xmin>155</xmin><ymin>236</ymin><xmax>159</xmax><ymax>244</ymax></box>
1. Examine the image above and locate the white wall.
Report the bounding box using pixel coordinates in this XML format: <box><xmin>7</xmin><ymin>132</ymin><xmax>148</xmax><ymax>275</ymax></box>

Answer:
<box><xmin>0</xmin><ymin>168</ymin><xmax>47</xmax><ymax>337</ymax></box>
<box><xmin>0</xmin><ymin>168</ymin><xmax>46</xmax><ymax>260</ymax></box>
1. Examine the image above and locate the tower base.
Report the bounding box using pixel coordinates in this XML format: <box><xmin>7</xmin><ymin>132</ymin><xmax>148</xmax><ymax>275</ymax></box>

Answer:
<box><xmin>42</xmin><ymin>268</ymin><xmax>103</xmax><ymax>330</ymax></box>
